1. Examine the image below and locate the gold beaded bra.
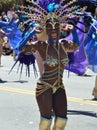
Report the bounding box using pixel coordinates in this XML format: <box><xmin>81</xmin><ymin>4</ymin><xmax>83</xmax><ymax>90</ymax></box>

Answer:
<box><xmin>43</xmin><ymin>42</ymin><xmax>69</xmax><ymax>67</ymax></box>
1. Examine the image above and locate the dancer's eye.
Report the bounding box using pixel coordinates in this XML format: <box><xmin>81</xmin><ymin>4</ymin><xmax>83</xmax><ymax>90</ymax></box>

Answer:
<box><xmin>46</xmin><ymin>24</ymin><xmax>53</xmax><ymax>30</ymax></box>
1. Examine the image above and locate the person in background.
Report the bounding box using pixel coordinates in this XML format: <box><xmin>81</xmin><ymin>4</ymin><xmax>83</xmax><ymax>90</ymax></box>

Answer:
<box><xmin>7</xmin><ymin>7</ymin><xmax>15</xmax><ymax>20</ymax></box>
<box><xmin>0</xmin><ymin>15</ymin><xmax>15</xmax><ymax>82</ymax></box>
<box><xmin>2</xmin><ymin>36</ymin><xmax>13</xmax><ymax>55</ymax></box>
<box><xmin>84</xmin><ymin>7</ymin><xmax>97</xmax><ymax>100</ymax></box>
<box><xmin>1</xmin><ymin>12</ymin><xmax>9</xmax><ymax>22</ymax></box>
<box><xmin>91</xmin><ymin>7</ymin><xmax>97</xmax><ymax>100</ymax></box>
<box><xmin>0</xmin><ymin>28</ymin><xmax>5</xmax><ymax>66</ymax></box>
<box><xmin>0</xmin><ymin>27</ymin><xmax>7</xmax><ymax>82</ymax></box>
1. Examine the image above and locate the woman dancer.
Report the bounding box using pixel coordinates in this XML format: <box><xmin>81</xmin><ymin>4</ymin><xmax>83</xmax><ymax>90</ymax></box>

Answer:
<box><xmin>15</xmin><ymin>1</ymin><xmax>80</xmax><ymax>129</ymax></box>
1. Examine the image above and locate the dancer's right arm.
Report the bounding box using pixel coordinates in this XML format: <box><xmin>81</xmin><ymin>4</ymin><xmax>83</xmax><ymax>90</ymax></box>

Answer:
<box><xmin>15</xmin><ymin>28</ymin><xmax>37</xmax><ymax>51</ymax></box>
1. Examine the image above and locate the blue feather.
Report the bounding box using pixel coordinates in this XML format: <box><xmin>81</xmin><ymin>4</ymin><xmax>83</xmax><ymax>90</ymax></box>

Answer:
<box><xmin>38</xmin><ymin>0</ymin><xmax>61</xmax><ymax>10</ymax></box>
<box><xmin>47</xmin><ymin>3</ymin><xmax>59</xmax><ymax>12</ymax></box>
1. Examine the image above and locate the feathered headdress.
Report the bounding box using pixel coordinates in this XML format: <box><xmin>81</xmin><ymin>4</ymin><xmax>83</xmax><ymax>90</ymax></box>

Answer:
<box><xmin>16</xmin><ymin>0</ymin><xmax>97</xmax><ymax>31</ymax></box>
<box><xmin>17</xmin><ymin>0</ymin><xmax>85</xmax><ymax>27</ymax></box>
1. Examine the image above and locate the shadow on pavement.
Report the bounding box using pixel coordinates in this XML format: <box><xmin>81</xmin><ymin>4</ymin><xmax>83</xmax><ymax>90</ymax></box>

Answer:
<box><xmin>0</xmin><ymin>79</ymin><xmax>28</xmax><ymax>84</ymax></box>
<box><xmin>13</xmin><ymin>80</ymin><xmax>28</xmax><ymax>83</ymax></box>
<box><xmin>68</xmin><ymin>110</ymin><xmax>97</xmax><ymax>118</ymax></box>
<box><xmin>0</xmin><ymin>79</ymin><xmax>7</xmax><ymax>83</ymax></box>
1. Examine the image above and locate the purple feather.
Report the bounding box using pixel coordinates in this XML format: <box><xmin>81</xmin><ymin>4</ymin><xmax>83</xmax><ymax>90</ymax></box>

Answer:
<box><xmin>65</xmin><ymin>18</ymin><xmax>89</xmax><ymax>75</ymax></box>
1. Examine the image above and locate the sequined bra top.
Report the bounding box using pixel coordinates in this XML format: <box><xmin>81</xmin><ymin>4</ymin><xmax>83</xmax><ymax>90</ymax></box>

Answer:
<box><xmin>43</xmin><ymin>43</ymin><xmax>69</xmax><ymax>67</ymax></box>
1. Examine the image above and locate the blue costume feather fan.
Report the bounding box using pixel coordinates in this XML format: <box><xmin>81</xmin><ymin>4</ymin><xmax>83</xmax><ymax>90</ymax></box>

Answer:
<box><xmin>7</xmin><ymin>22</ymin><xmax>38</xmax><ymax>79</ymax></box>
<box><xmin>85</xmin><ymin>19</ymin><xmax>97</xmax><ymax>73</ymax></box>
<box><xmin>0</xmin><ymin>18</ymin><xmax>38</xmax><ymax>79</ymax></box>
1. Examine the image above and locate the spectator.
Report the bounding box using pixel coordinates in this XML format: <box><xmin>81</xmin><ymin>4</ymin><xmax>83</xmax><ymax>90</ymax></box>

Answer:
<box><xmin>91</xmin><ymin>7</ymin><xmax>97</xmax><ymax>100</ymax></box>
<box><xmin>0</xmin><ymin>28</ymin><xmax>5</xmax><ymax>66</ymax></box>
<box><xmin>7</xmin><ymin>7</ymin><xmax>15</xmax><ymax>20</ymax></box>
<box><xmin>1</xmin><ymin>12</ymin><xmax>9</xmax><ymax>22</ymax></box>
<box><xmin>2</xmin><ymin>36</ymin><xmax>13</xmax><ymax>55</ymax></box>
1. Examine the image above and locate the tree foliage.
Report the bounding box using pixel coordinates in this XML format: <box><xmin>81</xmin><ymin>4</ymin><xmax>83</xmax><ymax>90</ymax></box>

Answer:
<box><xmin>0</xmin><ymin>0</ymin><xmax>22</xmax><ymax>14</ymax></box>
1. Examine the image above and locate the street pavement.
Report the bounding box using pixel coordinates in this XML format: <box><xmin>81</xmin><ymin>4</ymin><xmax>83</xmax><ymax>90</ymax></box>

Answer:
<box><xmin>0</xmin><ymin>55</ymin><xmax>97</xmax><ymax>130</ymax></box>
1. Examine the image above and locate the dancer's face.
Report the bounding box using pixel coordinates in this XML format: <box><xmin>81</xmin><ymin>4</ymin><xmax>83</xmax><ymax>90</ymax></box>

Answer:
<box><xmin>46</xmin><ymin>18</ymin><xmax>60</xmax><ymax>40</ymax></box>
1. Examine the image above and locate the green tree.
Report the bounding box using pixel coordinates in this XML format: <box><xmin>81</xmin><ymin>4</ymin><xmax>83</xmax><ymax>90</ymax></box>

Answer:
<box><xmin>0</xmin><ymin>0</ymin><xmax>22</xmax><ymax>14</ymax></box>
